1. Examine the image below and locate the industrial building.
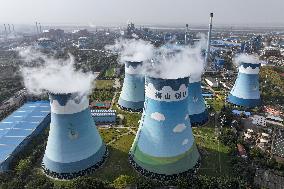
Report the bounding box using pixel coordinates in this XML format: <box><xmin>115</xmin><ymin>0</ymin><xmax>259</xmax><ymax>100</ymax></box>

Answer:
<box><xmin>91</xmin><ymin>109</ymin><xmax>116</xmax><ymax>125</ymax></box>
<box><xmin>187</xmin><ymin>75</ymin><xmax>209</xmax><ymax>126</ymax></box>
<box><xmin>118</xmin><ymin>61</ymin><xmax>145</xmax><ymax>112</ymax></box>
<box><xmin>0</xmin><ymin>101</ymin><xmax>50</xmax><ymax>172</ymax></box>
<box><xmin>42</xmin><ymin>93</ymin><xmax>107</xmax><ymax>179</ymax></box>
<box><xmin>228</xmin><ymin>62</ymin><xmax>261</xmax><ymax>108</ymax></box>
<box><xmin>129</xmin><ymin>76</ymin><xmax>200</xmax><ymax>179</ymax></box>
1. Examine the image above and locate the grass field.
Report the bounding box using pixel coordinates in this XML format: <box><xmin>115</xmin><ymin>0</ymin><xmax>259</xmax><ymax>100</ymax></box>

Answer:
<box><xmin>95</xmin><ymin>80</ymin><xmax>114</xmax><ymax>89</ymax></box>
<box><xmin>92</xmin><ymin>134</ymin><xmax>138</xmax><ymax>181</ymax></box>
<box><xmin>104</xmin><ymin>68</ymin><xmax>116</xmax><ymax>78</ymax></box>
<box><xmin>192</xmin><ymin>123</ymin><xmax>232</xmax><ymax>177</ymax></box>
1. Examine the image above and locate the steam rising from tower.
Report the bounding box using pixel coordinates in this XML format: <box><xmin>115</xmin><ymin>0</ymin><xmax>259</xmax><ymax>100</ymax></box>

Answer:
<box><xmin>129</xmin><ymin>76</ymin><xmax>200</xmax><ymax>178</ymax></box>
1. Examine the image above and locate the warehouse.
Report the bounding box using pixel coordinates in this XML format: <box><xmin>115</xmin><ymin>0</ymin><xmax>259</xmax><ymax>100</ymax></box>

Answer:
<box><xmin>0</xmin><ymin>101</ymin><xmax>50</xmax><ymax>172</ymax></box>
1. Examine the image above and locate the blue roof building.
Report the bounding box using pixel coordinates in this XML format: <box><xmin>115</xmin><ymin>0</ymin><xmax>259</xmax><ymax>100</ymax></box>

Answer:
<box><xmin>228</xmin><ymin>62</ymin><xmax>261</xmax><ymax>108</ymax></box>
<box><xmin>0</xmin><ymin>101</ymin><xmax>50</xmax><ymax>172</ymax></box>
<box><xmin>118</xmin><ymin>61</ymin><xmax>145</xmax><ymax>112</ymax></box>
<box><xmin>129</xmin><ymin>76</ymin><xmax>200</xmax><ymax>179</ymax></box>
<box><xmin>91</xmin><ymin>109</ymin><xmax>116</xmax><ymax>125</ymax></box>
<box><xmin>42</xmin><ymin>93</ymin><xmax>107</xmax><ymax>179</ymax></box>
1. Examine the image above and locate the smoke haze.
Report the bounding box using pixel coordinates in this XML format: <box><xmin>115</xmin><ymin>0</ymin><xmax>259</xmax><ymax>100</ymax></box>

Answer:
<box><xmin>105</xmin><ymin>38</ymin><xmax>154</xmax><ymax>63</ymax></box>
<box><xmin>19</xmin><ymin>48</ymin><xmax>95</xmax><ymax>95</ymax></box>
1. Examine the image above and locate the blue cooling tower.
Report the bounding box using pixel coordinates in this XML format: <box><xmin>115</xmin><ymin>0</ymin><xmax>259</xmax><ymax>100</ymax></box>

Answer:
<box><xmin>42</xmin><ymin>93</ymin><xmax>107</xmax><ymax>179</ymax></box>
<box><xmin>118</xmin><ymin>61</ymin><xmax>145</xmax><ymax>112</ymax></box>
<box><xmin>188</xmin><ymin>76</ymin><xmax>208</xmax><ymax>126</ymax></box>
<box><xmin>129</xmin><ymin>76</ymin><xmax>200</xmax><ymax>179</ymax></box>
<box><xmin>228</xmin><ymin>62</ymin><xmax>261</xmax><ymax>108</ymax></box>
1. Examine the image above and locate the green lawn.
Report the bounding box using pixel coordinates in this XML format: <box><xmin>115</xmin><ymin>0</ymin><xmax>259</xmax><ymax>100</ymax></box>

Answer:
<box><xmin>192</xmin><ymin>124</ymin><xmax>232</xmax><ymax>177</ymax></box>
<box><xmin>98</xmin><ymin>128</ymin><xmax>129</xmax><ymax>144</ymax></box>
<box><xmin>104</xmin><ymin>68</ymin><xmax>115</xmax><ymax>78</ymax></box>
<box><xmin>92</xmin><ymin>134</ymin><xmax>138</xmax><ymax>182</ymax></box>
<box><xmin>95</xmin><ymin>80</ymin><xmax>114</xmax><ymax>89</ymax></box>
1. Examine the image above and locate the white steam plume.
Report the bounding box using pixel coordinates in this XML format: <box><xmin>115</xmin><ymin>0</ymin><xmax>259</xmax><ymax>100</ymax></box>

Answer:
<box><xmin>233</xmin><ymin>53</ymin><xmax>264</xmax><ymax>66</ymax></box>
<box><xmin>19</xmin><ymin>47</ymin><xmax>95</xmax><ymax>95</ymax></box>
<box><xmin>105</xmin><ymin>38</ymin><xmax>154</xmax><ymax>63</ymax></box>
<box><xmin>147</xmin><ymin>35</ymin><xmax>207</xmax><ymax>79</ymax></box>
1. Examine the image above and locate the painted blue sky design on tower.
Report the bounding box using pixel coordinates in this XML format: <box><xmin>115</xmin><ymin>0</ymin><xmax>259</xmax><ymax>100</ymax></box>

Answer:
<box><xmin>118</xmin><ymin>61</ymin><xmax>145</xmax><ymax>111</ymax></box>
<box><xmin>188</xmin><ymin>76</ymin><xmax>208</xmax><ymax>125</ymax></box>
<box><xmin>228</xmin><ymin>62</ymin><xmax>261</xmax><ymax>108</ymax></box>
<box><xmin>130</xmin><ymin>76</ymin><xmax>200</xmax><ymax>175</ymax></box>
<box><xmin>42</xmin><ymin>93</ymin><xmax>106</xmax><ymax>179</ymax></box>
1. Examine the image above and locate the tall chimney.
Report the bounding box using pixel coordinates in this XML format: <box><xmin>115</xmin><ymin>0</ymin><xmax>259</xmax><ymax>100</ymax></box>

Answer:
<box><xmin>35</xmin><ymin>22</ymin><xmax>39</xmax><ymax>34</ymax></box>
<box><xmin>185</xmin><ymin>24</ymin><xmax>189</xmax><ymax>44</ymax></box>
<box><xmin>8</xmin><ymin>24</ymin><xmax>11</xmax><ymax>34</ymax></box>
<box><xmin>39</xmin><ymin>23</ymin><xmax>42</xmax><ymax>33</ymax></box>
<box><xmin>205</xmin><ymin>13</ymin><xmax>213</xmax><ymax>66</ymax></box>
<box><xmin>3</xmin><ymin>24</ymin><xmax>7</xmax><ymax>37</ymax></box>
<box><xmin>12</xmin><ymin>24</ymin><xmax>15</xmax><ymax>33</ymax></box>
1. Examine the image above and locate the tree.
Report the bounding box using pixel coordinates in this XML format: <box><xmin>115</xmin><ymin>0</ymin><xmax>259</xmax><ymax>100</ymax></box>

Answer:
<box><xmin>25</xmin><ymin>175</ymin><xmax>54</xmax><ymax>189</ymax></box>
<box><xmin>15</xmin><ymin>158</ymin><xmax>32</xmax><ymax>176</ymax></box>
<box><xmin>70</xmin><ymin>177</ymin><xmax>114</xmax><ymax>189</ymax></box>
<box><xmin>112</xmin><ymin>175</ymin><xmax>135</xmax><ymax>189</ymax></box>
<box><xmin>218</xmin><ymin>128</ymin><xmax>238</xmax><ymax>148</ymax></box>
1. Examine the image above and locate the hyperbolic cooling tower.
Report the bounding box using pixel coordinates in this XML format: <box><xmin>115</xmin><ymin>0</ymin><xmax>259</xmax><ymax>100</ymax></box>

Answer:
<box><xmin>188</xmin><ymin>75</ymin><xmax>208</xmax><ymax>125</ymax></box>
<box><xmin>228</xmin><ymin>62</ymin><xmax>261</xmax><ymax>108</ymax></box>
<box><xmin>118</xmin><ymin>61</ymin><xmax>145</xmax><ymax>111</ymax></box>
<box><xmin>129</xmin><ymin>76</ymin><xmax>200</xmax><ymax>179</ymax></box>
<box><xmin>42</xmin><ymin>93</ymin><xmax>107</xmax><ymax>179</ymax></box>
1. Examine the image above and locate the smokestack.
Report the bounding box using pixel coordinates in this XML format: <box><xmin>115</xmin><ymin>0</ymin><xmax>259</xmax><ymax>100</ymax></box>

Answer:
<box><xmin>129</xmin><ymin>76</ymin><xmax>200</xmax><ymax>179</ymax></box>
<box><xmin>3</xmin><ymin>24</ymin><xmax>7</xmax><ymax>37</ymax></box>
<box><xmin>42</xmin><ymin>93</ymin><xmax>107</xmax><ymax>179</ymax></box>
<box><xmin>12</xmin><ymin>24</ymin><xmax>15</xmax><ymax>33</ymax></box>
<box><xmin>227</xmin><ymin>62</ymin><xmax>261</xmax><ymax>107</ymax></box>
<box><xmin>118</xmin><ymin>61</ymin><xmax>145</xmax><ymax>112</ymax></box>
<box><xmin>39</xmin><ymin>23</ymin><xmax>42</xmax><ymax>33</ymax></box>
<box><xmin>205</xmin><ymin>13</ymin><xmax>213</xmax><ymax>65</ymax></box>
<box><xmin>7</xmin><ymin>24</ymin><xmax>11</xmax><ymax>34</ymax></box>
<box><xmin>35</xmin><ymin>22</ymin><xmax>39</xmax><ymax>34</ymax></box>
<box><xmin>185</xmin><ymin>24</ymin><xmax>189</xmax><ymax>44</ymax></box>
<box><xmin>188</xmin><ymin>75</ymin><xmax>209</xmax><ymax>126</ymax></box>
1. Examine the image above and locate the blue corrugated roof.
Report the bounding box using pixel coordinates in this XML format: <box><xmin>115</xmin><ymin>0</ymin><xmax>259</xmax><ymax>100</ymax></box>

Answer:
<box><xmin>0</xmin><ymin>101</ymin><xmax>50</xmax><ymax>163</ymax></box>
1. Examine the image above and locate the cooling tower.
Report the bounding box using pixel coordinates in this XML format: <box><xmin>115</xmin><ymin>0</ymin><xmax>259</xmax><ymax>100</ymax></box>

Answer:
<box><xmin>188</xmin><ymin>75</ymin><xmax>208</xmax><ymax>126</ymax></box>
<box><xmin>129</xmin><ymin>76</ymin><xmax>200</xmax><ymax>179</ymax></box>
<box><xmin>118</xmin><ymin>61</ymin><xmax>145</xmax><ymax>111</ymax></box>
<box><xmin>228</xmin><ymin>62</ymin><xmax>261</xmax><ymax>108</ymax></box>
<box><xmin>42</xmin><ymin>93</ymin><xmax>107</xmax><ymax>179</ymax></box>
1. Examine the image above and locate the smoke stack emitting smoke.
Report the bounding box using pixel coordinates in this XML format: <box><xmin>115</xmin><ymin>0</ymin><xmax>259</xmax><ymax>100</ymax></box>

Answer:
<box><xmin>106</xmin><ymin>37</ymin><xmax>206</xmax><ymax>79</ymax></box>
<box><xmin>19</xmin><ymin>48</ymin><xmax>96</xmax><ymax>95</ymax></box>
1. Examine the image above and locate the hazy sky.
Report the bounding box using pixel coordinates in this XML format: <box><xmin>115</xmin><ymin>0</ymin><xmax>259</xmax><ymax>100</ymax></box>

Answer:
<box><xmin>0</xmin><ymin>0</ymin><xmax>283</xmax><ymax>26</ymax></box>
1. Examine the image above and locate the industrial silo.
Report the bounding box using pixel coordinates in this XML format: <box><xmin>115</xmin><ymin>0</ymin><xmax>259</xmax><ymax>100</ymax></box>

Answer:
<box><xmin>42</xmin><ymin>93</ymin><xmax>107</xmax><ymax>179</ymax></box>
<box><xmin>129</xmin><ymin>76</ymin><xmax>200</xmax><ymax>179</ymax></box>
<box><xmin>118</xmin><ymin>61</ymin><xmax>145</xmax><ymax>112</ymax></box>
<box><xmin>187</xmin><ymin>74</ymin><xmax>208</xmax><ymax>126</ymax></box>
<box><xmin>228</xmin><ymin>62</ymin><xmax>261</xmax><ymax>108</ymax></box>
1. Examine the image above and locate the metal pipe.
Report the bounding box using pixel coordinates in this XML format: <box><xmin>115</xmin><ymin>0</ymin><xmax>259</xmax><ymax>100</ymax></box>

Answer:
<box><xmin>205</xmin><ymin>13</ymin><xmax>213</xmax><ymax>65</ymax></box>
